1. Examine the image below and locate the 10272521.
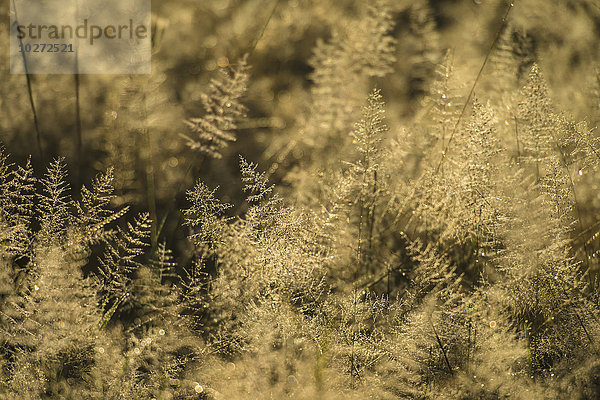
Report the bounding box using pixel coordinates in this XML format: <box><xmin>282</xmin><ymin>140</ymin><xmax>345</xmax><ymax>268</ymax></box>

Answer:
<box><xmin>18</xmin><ymin>43</ymin><xmax>74</xmax><ymax>53</ymax></box>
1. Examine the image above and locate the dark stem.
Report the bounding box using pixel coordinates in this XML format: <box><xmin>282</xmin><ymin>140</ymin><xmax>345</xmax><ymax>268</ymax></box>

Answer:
<box><xmin>74</xmin><ymin>60</ymin><xmax>82</xmax><ymax>186</ymax></box>
<box><xmin>74</xmin><ymin>0</ymin><xmax>82</xmax><ymax>186</ymax></box>
<box><xmin>435</xmin><ymin>0</ymin><xmax>516</xmax><ymax>174</ymax></box>
<box><xmin>431</xmin><ymin>318</ymin><xmax>454</xmax><ymax>375</ymax></box>
<box><xmin>12</xmin><ymin>0</ymin><xmax>43</xmax><ymax>164</ymax></box>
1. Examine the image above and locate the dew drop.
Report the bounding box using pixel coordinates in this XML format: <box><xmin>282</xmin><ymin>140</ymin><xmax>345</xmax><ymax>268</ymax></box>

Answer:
<box><xmin>217</xmin><ymin>56</ymin><xmax>229</xmax><ymax>67</ymax></box>
<box><xmin>168</xmin><ymin>157</ymin><xmax>179</xmax><ymax>168</ymax></box>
